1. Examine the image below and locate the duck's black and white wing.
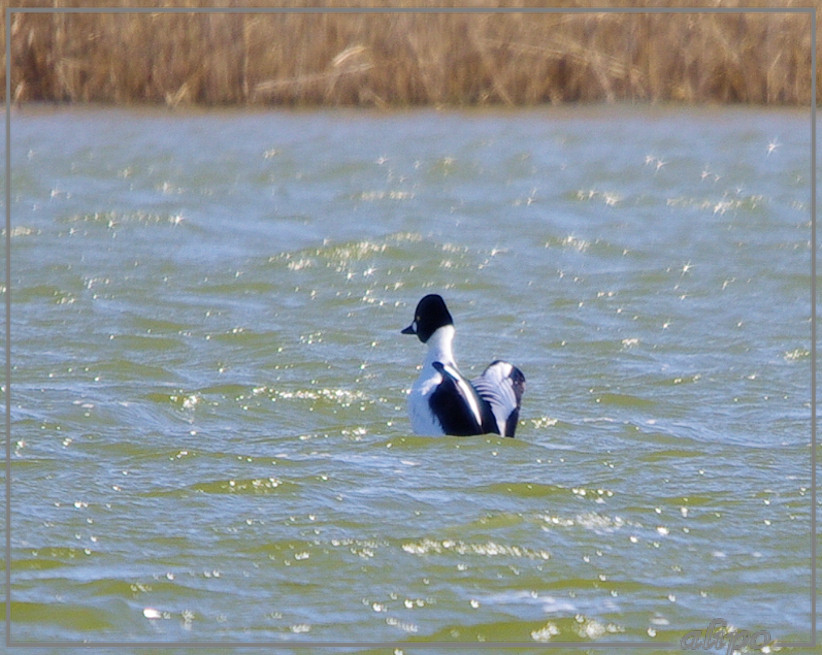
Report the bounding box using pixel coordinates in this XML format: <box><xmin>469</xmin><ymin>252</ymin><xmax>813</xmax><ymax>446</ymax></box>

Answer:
<box><xmin>430</xmin><ymin>361</ymin><xmax>491</xmax><ymax>436</ymax></box>
<box><xmin>471</xmin><ymin>360</ymin><xmax>526</xmax><ymax>437</ymax></box>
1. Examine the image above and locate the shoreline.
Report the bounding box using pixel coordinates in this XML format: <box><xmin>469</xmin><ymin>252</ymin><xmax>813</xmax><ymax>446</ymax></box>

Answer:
<box><xmin>8</xmin><ymin>100</ymin><xmax>812</xmax><ymax>115</ymax></box>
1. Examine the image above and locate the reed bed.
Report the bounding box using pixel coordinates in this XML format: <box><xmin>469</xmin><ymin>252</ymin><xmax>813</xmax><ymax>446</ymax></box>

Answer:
<box><xmin>1</xmin><ymin>0</ymin><xmax>815</xmax><ymax>106</ymax></box>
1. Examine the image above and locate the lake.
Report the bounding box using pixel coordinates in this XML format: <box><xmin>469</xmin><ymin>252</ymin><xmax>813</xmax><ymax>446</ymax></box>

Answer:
<box><xmin>6</xmin><ymin>105</ymin><xmax>815</xmax><ymax>652</ymax></box>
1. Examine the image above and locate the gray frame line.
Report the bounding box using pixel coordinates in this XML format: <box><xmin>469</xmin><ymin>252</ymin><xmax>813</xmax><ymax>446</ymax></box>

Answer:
<box><xmin>811</xmin><ymin>6</ymin><xmax>818</xmax><ymax>650</ymax></box>
<box><xmin>4</xmin><ymin>2</ymin><xmax>11</xmax><ymax>648</ymax></box>
<box><xmin>3</xmin><ymin>4</ymin><xmax>817</xmax><ymax>651</ymax></box>
<box><xmin>2</xmin><ymin>5</ymin><xmax>816</xmax><ymax>13</ymax></box>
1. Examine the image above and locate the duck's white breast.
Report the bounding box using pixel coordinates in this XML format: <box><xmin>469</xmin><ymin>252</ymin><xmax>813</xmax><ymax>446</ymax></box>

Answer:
<box><xmin>407</xmin><ymin>365</ymin><xmax>446</xmax><ymax>436</ymax></box>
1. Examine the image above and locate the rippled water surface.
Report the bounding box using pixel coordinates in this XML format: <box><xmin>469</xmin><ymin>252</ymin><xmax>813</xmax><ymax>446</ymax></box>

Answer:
<box><xmin>7</xmin><ymin>106</ymin><xmax>816</xmax><ymax>652</ymax></box>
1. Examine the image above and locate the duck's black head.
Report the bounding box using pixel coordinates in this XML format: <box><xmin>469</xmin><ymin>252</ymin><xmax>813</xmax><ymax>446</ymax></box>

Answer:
<box><xmin>401</xmin><ymin>294</ymin><xmax>454</xmax><ymax>343</ymax></box>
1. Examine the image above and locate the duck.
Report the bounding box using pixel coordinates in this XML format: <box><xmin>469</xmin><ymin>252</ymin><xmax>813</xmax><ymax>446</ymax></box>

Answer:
<box><xmin>401</xmin><ymin>294</ymin><xmax>525</xmax><ymax>437</ymax></box>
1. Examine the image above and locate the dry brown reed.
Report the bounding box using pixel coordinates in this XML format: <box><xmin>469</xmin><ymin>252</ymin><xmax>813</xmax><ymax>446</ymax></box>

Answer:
<box><xmin>1</xmin><ymin>0</ymin><xmax>816</xmax><ymax>106</ymax></box>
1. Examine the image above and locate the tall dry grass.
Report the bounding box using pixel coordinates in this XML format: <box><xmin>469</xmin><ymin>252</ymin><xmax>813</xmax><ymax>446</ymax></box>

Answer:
<box><xmin>1</xmin><ymin>0</ymin><xmax>816</xmax><ymax>106</ymax></box>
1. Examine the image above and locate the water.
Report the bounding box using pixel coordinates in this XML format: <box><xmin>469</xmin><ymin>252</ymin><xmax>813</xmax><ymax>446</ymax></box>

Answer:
<box><xmin>6</xmin><ymin>105</ymin><xmax>816</xmax><ymax>652</ymax></box>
